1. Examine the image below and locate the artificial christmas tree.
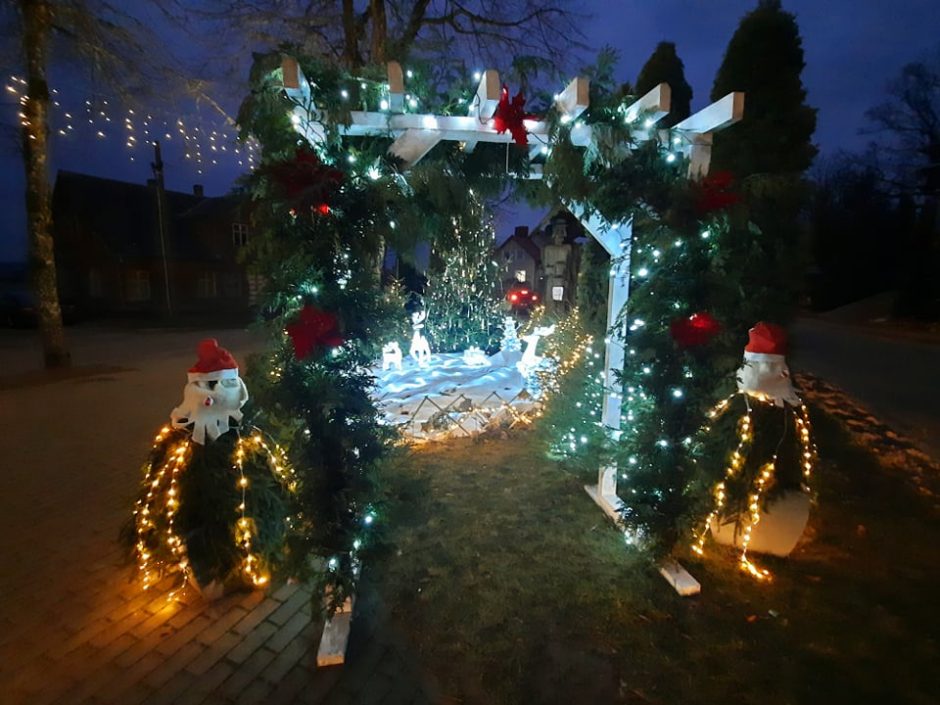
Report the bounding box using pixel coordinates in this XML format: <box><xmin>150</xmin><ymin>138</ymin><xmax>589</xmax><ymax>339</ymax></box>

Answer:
<box><xmin>126</xmin><ymin>339</ymin><xmax>297</xmax><ymax>596</ymax></box>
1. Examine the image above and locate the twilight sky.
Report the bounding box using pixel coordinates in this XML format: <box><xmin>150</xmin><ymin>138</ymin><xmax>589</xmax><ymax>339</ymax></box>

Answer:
<box><xmin>1</xmin><ymin>0</ymin><xmax>938</xmax><ymax>261</ymax></box>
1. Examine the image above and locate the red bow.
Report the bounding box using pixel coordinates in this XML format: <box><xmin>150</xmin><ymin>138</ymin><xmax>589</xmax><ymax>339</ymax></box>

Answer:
<box><xmin>695</xmin><ymin>171</ymin><xmax>741</xmax><ymax>214</ymax></box>
<box><xmin>261</xmin><ymin>148</ymin><xmax>344</xmax><ymax>213</ymax></box>
<box><xmin>670</xmin><ymin>312</ymin><xmax>721</xmax><ymax>348</ymax></box>
<box><xmin>286</xmin><ymin>305</ymin><xmax>344</xmax><ymax>360</ymax></box>
<box><xmin>492</xmin><ymin>85</ymin><xmax>535</xmax><ymax>146</ymax></box>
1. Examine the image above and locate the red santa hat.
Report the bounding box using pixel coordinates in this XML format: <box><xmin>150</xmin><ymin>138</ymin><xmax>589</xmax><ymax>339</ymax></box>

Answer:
<box><xmin>743</xmin><ymin>322</ymin><xmax>787</xmax><ymax>362</ymax></box>
<box><xmin>187</xmin><ymin>338</ymin><xmax>239</xmax><ymax>382</ymax></box>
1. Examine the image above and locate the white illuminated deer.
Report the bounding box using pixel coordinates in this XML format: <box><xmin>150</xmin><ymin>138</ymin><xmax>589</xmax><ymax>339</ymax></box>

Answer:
<box><xmin>517</xmin><ymin>324</ymin><xmax>556</xmax><ymax>374</ymax></box>
<box><xmin>409</xmin><ymin>310</ymin><xmax>431</xmax><ymax>368</ymax></box>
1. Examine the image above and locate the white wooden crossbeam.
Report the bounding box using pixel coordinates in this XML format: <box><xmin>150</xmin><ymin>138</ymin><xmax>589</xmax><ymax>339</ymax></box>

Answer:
<box><xmin>570</xmin><ymin>82</ymin><xmax>671</xmax><ymax>148</ymax></box>
<box><xmin>389</xmin><ymin>129</ymin><xmax>444</xmax><ymax>168</ymax></box>
<box><xmin>555</xmin><ymin>76</ymin><xmax>590</xmax><ymax>121</ymax></box>
<box><xmin>624</xmin><ymin>83</ymin><xmax>671</xmax><ymax>127</ymax></box>
<box><xmin>464</xmin><ymin>69</ymin><xmax>501</xmax><ymax>153</ymax></box>
<box><xmin>282</xmin><ymin>57</ymin><xmax>310</xmax><ymax>102</ymax></box>
<box><xmin>673</xmin><ymin>92</ymin><xmax>744</xmax><ymax>178</ymax></box>
<box><xmin>387</xmin><ymin>61</ymin><xmax>405</xmax><ymax>112</ymax></box>
<box><xmin>673</xmin><ymin>92</ymin><xmax>744</xmax><ymax>134</ymax></box>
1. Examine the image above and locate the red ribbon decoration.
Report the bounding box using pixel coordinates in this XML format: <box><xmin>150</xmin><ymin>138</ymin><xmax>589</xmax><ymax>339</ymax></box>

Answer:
<box><xmin>286</xmin><ymin>304</ymin><xmax>344</xmax><ymax>360</ymax></box>
<box><xmin>695</xmin><ymin>171</ymin><xmax>741</xmax><ymax>214</ymax></box>
<box><xmin>261</xmin><ymin>148</ymin><xmax>344</xmax><ymax>213</ymax></box>
<box><xmin>492</xmin><ymin>85</ymin><xmax>535</xmax><ymax>146</ymax></box>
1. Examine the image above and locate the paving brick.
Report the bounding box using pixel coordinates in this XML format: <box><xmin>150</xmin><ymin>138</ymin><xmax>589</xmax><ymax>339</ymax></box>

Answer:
<box><xmin>218</xmin><ymin>646</ymin><xmax>278</xmax><ymax>700</ymax></box>
<box><xmin>233</xmin><ymin>598</ymin><xmax>281</xmax><ymax>635</ymax></box>
<box><xmin>233</xmin><ymin>677</ymin><xmax>274</xmax><ymax>704</ymax></box>
<box><xmin>173</xmin><ymin>660</ymin><xmax>235</xmax><ymax>705</ymax></box>
<box><xmin>296</xmin><ymin>666</ymin><xmax>343</xmax><ymax>705</ymax></box>
<box><xmin>264</xmin><ymin>663</ymin><xmax>311</xmax><ymax>705</ymax></box>
<box><xmin>270</xmin><ymin>581</ymin><xmax>301</xmax><ymax>603</ymax></box>
<box><xmin>358</xmin><ymin>670</ymin><xmax>395</xmax><ymax>704</ymax></box>
<box><xmin>265</xmin><ymin>609</ymin><xmax>312</xmax><ymax>653</ymax></box>
<box><xmin>184</xmin><ymin>630</ymin><xmax>242</xmax><ymax>677</ymax></box>
<box><xmin>154</xmin><ymin>615</ymin><xmax>211</xmax><ymax>657</ymax></box>
<box><xmin>260</xmin><ymin>624</ymin><xmax>318</xmax><ymax>685</ymax></box>
<box><xmin>225</xmin><ymin>622</ymin><xmax>278</xmax><ymax>665</ymax></box>
<box><xmin>99</xmin><ymin>651</ymin><xmax>164</xmax><ymax>703</ymax></box>
<box><xmin>194</xmin><ymin>606</ymin><xmax>248</xmax><ymax>646</ymax></box>
<box><xmin>267</xmin><ymin>590</ymin><xmax>310</xmax><ymax>627</ymax></box>
<box><xmin>145</xmin><ymin>641</ymin><xmax>205</xmax><ymax>691</ymax></box>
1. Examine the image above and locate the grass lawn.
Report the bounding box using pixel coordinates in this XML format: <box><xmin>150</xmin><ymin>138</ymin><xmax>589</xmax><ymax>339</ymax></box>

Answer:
<box><xmin>371</xmin><ymin>406</ymin><xmax>940</xmax><ymax>705</ymax></box>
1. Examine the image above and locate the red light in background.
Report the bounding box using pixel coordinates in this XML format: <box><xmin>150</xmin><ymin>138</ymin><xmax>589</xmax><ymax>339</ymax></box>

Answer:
<box><xmin>532</xmin><ymin>294</ymin><xmax>538</xmax><ymax>301</ymax></box>
<box><xmin>510</xmin><ymin>294</ymin><xmax>519</xmax><ymax>302</ymax></box>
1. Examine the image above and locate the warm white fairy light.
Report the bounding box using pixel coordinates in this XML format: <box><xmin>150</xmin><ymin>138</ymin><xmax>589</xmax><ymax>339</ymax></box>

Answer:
<box><xmin>692</xmin><ymin>393</ymin><xmax>817</xmax><ymax>582</ymax></box>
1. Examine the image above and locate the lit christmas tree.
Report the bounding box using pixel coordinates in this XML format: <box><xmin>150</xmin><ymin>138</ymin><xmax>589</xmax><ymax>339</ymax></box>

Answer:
<box><xmin>424</xmin><ymin>200</ymin><xmax>503</xmax><ymax>353</ymax></box>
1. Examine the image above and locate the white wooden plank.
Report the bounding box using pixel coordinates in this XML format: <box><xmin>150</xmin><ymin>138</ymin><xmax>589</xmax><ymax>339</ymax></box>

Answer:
<box><xmin>389</xmin><ymin>129</ymin><xmax>443</xmax><ymax>168</ymax></box>
<box><xmin>473</xmin><ymin>69</ymin><xmax>501</xmax><ymax>121</ymax></box>
<box><xmin>282</xmin><ymin>57</ymin><xmax>310</xmax><ymax>102</ymax></box>
<box><xmin>623</xmin><ymin>82</ymin><xmax>671</xmax><ymax>126</ymax></box>
<box><xmin>674</xmin><ymin>92</ymin><xmax>745</xmax><ymax>134</ymax></box>
<box><xmin>387</xmin><ymin>61</ymin><xmax>404</xmax><ymax>112</ymax></box>
<box><xmin>658</xmin><ymin>560</ymin><xmax>701</xmax><ymax>596</ymax></box>
<box><xmin>555</xmin><ymin>76</ymin><xmax>590</xmax><ymax>121</ymax></box>
<box><xmin>316</xmin><ymin>596</ymin><xmax>354</xmax><ymax>667</ymax></box>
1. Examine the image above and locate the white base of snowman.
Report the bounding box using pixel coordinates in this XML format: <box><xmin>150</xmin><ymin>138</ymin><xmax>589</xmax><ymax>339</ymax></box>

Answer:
<box><xmin>709</xmin><ymin>491</ymin><xmax>811</xmax><ymax>557</ymax></box>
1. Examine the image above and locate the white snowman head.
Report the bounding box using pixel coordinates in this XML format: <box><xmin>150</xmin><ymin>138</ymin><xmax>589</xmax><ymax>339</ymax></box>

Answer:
<box><xmin>735</xmin><ymin>322</ymin><xmax>800</xmax><ymax>407</ymax></box>
<box><xmin>171</xmin><ymin>339</ymin><xmax>249</xmax><ymax>444</ymax></box>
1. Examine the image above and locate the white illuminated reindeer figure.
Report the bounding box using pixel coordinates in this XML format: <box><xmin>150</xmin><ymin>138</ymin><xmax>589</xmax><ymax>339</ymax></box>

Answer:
<box><xmin>409</xmin><ymin>310</ymin><xmax>432</xmax><ymax>368</ymax></box>
<box><xmin>381</xmin><ymin>341</ymin><xmax>403</xmax><ymax>371</ymax></box>
<box><xmin>517</xmin><ymin>324</ymin><xmax>556</xmax><ymax>375</ymax></box>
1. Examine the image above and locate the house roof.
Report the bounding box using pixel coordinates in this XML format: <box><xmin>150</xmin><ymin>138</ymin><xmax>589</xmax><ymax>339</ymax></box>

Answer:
<box><xmin>497</xmin><ymin>232</ymin><xmax>542</xmax><ymax>264</ymax></box>
<box><xmin>52</xmin><ymin>170</ymin><xmax>232</xmax><ymax>262</ymax></box>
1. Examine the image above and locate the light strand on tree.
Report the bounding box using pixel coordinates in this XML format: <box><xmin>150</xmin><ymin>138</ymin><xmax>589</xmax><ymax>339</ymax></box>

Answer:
<box><xmin>691</xmin><ymin>404</ymin><xmax>752</xmax><ymax>557</ymax></box>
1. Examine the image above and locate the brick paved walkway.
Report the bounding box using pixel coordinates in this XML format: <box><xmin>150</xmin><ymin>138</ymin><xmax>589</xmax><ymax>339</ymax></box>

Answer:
<box><xmin>0</xmin><ymin>327</ymin><xmax>435</xmax><ymax>705</ymax></box>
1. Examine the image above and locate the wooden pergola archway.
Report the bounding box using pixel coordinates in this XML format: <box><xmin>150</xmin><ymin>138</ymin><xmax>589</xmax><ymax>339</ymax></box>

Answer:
<box><xmin>282</xmin><ymin>57</ymin><xmax>744</xmax><ymax>599</ymax></box>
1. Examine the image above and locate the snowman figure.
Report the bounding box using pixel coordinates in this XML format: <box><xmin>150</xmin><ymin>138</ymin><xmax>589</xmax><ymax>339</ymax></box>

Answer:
<box><xmin>736</xmin><ymin>322</ymin><xmax>800</xmax><ymax>407</ymax></box>
<box><xmin>171</xmin><ymin>338</ymin><xmax>249</xmax><ymax>444</ymax></box>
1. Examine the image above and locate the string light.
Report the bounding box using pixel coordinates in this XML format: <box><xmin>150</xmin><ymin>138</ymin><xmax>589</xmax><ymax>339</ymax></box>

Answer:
<box><xmin>691</xmin><ymin>393</ymin><xmax>817</xmax><ymax>581</ymax></box>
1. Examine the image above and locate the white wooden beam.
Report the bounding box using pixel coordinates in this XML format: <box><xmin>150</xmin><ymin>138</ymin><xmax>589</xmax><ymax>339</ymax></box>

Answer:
<box><xmin>673</xmin><ymin>92</ymin><xmax>745</xmax><ymax>134</ymax></box>
<box><xmin>387</xmin><ymin>61</ymin><xmax>405</xmax><ymax>112</ymax></box>
<box><xmin>464</xmin><ymin>69</ymin><xmax>501</xmax><ymax>153</ymax></box>
<box><xmin>389</xmin><ymin>129</ymin><xmax>443</xmax><ymax>168</ymax></box>
<box><xmin>555</xmin><ymin>76</ymin><xmax>590</xmax><ymax>121</ymax></box>
<box><xmin>282</xmin><ymin>57</ymin><xmax>310</xmax><ymax>102</ymax></box>
<box><xmin>624</xmin><ymin>82</ymin><xmax>671</xmax><ymax>127</ymax></box>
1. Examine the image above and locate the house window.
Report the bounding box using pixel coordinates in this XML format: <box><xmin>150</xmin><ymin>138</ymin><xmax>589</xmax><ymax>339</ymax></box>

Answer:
<box><xmin>232</xmin><ymin>223</ymin><xmax>250</xmax><ymax>247</ymax></box>
<box><xmin>88</xmin><ymin>269</ymin><xmax>103</xmax><ymax>298</ymax></box>
<box><xmin>197</xmin><ymin>271</ymin><xmax>218</xmax><ymax>298</ymax></box>
<box><xmin>515</xmin><ymin>269</ymin><xmax>527</xmax><ymax>282</ymax></box>
<box><xmin>127</xmin><ymin>270</ymin><xmax>151</xmax><ymax>302</ymax></box>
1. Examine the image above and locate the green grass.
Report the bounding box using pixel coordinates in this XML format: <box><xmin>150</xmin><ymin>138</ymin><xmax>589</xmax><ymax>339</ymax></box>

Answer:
<box><xmin>371</xmin><ymin>408</ymin><xmax>940</xmax><ymax>705</ymax></box>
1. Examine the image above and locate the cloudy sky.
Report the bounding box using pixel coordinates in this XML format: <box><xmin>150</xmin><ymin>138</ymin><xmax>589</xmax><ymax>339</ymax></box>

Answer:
<box><xmin>1</xmin><ymin>0</ymin><xmax>938</xmax><ymax>261</ymax></box>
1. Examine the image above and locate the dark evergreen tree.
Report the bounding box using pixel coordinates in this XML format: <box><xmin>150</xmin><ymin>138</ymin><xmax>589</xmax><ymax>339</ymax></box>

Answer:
<box><xmin>635</xmin><ymin>42</ymin><xmax>693</xmax><ymax>128</ymax></box>
<box><xmin>710</xmin><ymin>0</ymin><xmax>817</xmax><ymax>177</ymax></box>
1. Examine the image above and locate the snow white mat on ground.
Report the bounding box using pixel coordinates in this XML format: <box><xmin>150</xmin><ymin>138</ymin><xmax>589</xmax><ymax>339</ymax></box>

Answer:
<box><xmin>371</xmin><ymin>351</ymin><xmax>540</xmax><ymax>442</ymax></box>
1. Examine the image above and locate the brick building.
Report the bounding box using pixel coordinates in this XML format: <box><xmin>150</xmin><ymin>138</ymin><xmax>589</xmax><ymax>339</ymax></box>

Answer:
<box><xmin>52</xmin><ymin>171</ymin><xmax>259</xmax><ymax>318</ymax></box>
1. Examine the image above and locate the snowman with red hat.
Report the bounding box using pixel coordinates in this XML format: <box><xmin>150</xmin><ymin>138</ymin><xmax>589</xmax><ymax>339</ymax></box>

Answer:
<box><xmin>126</xmin><ymin>339</ymin><xmax>297</xmax><ymax>597</ymax></box>
<box><xmin>171</xmin><ymin>339</ymin><xmax>249</xmax><ymax>444</ymax></box>
<box><xmin>736</xmin><ymin>322</ymin><xmax>801</xmax><ymax>407</ymax></box>
<box><xmin>691</xmin><ymin>322</ymin><xmax>817</xmax><ymax>581</ymax></box>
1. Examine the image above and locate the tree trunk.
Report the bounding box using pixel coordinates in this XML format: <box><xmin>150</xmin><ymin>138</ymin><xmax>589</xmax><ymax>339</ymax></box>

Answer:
<box><xmin>21</xmin><ymin>0</ymin><xmax>69</xmax><ymax>368</ymax></box>
<box><xmin>369</xmin><ymin>0</ymin><xmax>387</xmax><ymax>64</ymax></box>
<box><xmin>341</xmin><ymin>0</ymin><xmax>361</xmax><ymax>69</ymax></box>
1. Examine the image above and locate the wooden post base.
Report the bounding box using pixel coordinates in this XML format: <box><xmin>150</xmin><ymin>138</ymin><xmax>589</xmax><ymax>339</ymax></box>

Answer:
<box><xmin>316</xmin><ymin>596</ymin><xmax>354</xmax><ymax>667</ymax></box>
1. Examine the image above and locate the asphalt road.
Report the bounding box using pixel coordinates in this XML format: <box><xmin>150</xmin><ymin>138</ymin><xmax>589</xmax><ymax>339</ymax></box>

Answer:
<box><xmin>791</xmin><ymin>318</ymin><xmax>940</xmax><ymax>459</ymax></box>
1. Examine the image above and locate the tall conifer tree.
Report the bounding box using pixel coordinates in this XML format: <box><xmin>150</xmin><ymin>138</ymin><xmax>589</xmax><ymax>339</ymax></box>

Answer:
<box><xmin>710</xmin><ymin>0</ymin><xmax>817</xmax><ymax>177</ymax></box>
<box><xmin>635</xmin><ymin>42</ymin><xmax>693</xmax><ymax>128</ymax></box>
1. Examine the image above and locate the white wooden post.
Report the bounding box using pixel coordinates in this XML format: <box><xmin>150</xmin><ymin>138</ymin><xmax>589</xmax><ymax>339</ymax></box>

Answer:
<box><xmin>673</xmin><ymin>92</ymin><xmax>745</xmax><ymax>179</ymax></box>
<box><xmin>569</xmin><ymin>208</ymin><xmax>632</xmax><ymax>521</ymax></box>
